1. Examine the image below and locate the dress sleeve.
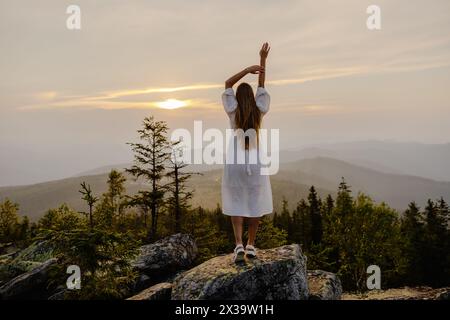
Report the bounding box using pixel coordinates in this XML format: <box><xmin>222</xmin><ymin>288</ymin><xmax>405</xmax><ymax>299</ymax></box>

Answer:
<box><xmin>255</xmin><ymin>87</ymin><xmax>270</xmax><ymax>114</ymax></box>
<box><xmin>222</xmin><ymin>88</ymin><xmax>238</xmax><ymax>114</ymax></box>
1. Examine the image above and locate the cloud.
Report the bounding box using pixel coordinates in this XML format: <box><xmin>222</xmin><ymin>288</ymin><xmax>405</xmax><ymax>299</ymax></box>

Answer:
<box><xmin>19</xmin><ymin>58</ymin><xmax>450</xmax><ymax>112</ymax></box>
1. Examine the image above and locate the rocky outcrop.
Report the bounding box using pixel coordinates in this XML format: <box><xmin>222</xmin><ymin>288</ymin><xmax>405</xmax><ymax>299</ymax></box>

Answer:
<box><xmin>171</xmin><ymin>244</ymin><xmax>308</xmax><ymax>300</ymax></box>
<box><xmin>0</xmin><ymin>258</ymin><xmax>57</xmax><ymax>300</ymax></box>
<box><xmin>0</xmin><ymin>241</ymin><xmax>55</xmax><ymax>287</ymax></box>
<box><xmin>127</xmin><ymin>282</ymin><xmax>172</xmax><ymax>300</ymax></box>
<box><xmin>307</xmin><ymin>270</ymin><xmax>342</xmax><ymax>300</ymax></box>
<box><xmin>131</xmin><ymin>233</ymin><xmax>198</xmax><ymax>281</ymax></box>
<box><xmin>13</xmin><ymin>241</ymin><xmax>54</xmax><ymax>262</ymax></box>
<box><xmin>342</xmin><ymin>286</ymin><xmax>450</xmax><ymax>300</ymax></box>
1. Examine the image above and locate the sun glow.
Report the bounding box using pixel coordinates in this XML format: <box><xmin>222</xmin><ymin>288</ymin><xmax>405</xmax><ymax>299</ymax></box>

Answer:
<box><xmin>155</xmin><ymin>99</ymin><xmax>189</xmax><ymax>110</ymax></box>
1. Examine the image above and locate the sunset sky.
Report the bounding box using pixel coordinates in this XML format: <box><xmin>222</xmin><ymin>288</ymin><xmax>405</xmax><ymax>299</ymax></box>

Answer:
<box><xmin>1</xmin><ymin>0</ymin><xmax>450</xmax><ymax>185</ymax></box>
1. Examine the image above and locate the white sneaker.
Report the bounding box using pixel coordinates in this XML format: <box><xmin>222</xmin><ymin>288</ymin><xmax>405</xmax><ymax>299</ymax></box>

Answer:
<box><xmin>245</xmin><ymin>245</ymin><xmax>257</xmax><ymax>258</ymax></box>
<box><xmin>233</xmin><ymin>244</ymin><xmax>245</xmax><ymax>263</ymax></box>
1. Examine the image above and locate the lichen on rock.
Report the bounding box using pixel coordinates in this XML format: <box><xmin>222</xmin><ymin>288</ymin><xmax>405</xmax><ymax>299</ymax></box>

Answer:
<box><xmin>171</xmin><ymin>244</ymin><xmax>309</xmax><ymax>300</ymax></box>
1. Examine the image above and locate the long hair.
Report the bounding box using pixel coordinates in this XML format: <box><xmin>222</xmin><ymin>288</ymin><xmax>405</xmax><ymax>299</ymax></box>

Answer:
<box><xmin>235</xmin><ymin>82</ymin><xmax>262</xmax><ymax>149</ymax></box>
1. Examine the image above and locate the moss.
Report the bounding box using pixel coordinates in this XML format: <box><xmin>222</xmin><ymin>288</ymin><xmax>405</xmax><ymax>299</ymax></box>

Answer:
<box><xmin>12</xmin><ymin>241</ymin><xmax>54</xmax><ymax>263</ymax></box>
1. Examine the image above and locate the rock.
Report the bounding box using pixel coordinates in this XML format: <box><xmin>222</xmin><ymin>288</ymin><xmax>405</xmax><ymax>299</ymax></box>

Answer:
<box><xmin>132</xmin><ymin>274</ymin><xmax>153</xmax><ymax>293</ymax></box>
<box><xmin>171</xmin><ymin>244</ymin><xmax>308</xmax><ymax>300</ymax></box>
<box><xmin>13</xmin><ymin>241</ymin><xmax>54</xmax><ymax>263</ymax></box>
<box><xmin>0</xmin><ymin>241</ymin><xmax>55</xmax><ymax>285</ymax></box>
<box><xmin>127</xmin><ymin>282</ymin><xmax>172</xmax><ymax>300</ymax></box>
<box><xmin>342</xmin><ymin>286</ymin><xmax>450</xmax><ymax>300</ymax></box>
<box><xmin>48</xmin><ymin>287</ymin><xmax>67</xmax><ymax>300</ymax></box>
<box><xmin>0</xmin><ymin>258</ymin><xmax>57</xmax><ymax>300</ymax></box>
<box><xmin>0</xmin><ymin>243</ymin><xmax>19</xmax><ymax>256</ymax></box>
<box><xmin>131</xmin><ymin>233</ymin><xmax>198</xmax><ymax>280</ymax></box>
<box><xmin>435</xmin><ymin>288</ymin><xmax>450</xmax><ymax>300</ymax></box>
<box><xmin>307</xmin><ymin>270</ymin><xmax>342</xmax><ymax>300</ymax></box>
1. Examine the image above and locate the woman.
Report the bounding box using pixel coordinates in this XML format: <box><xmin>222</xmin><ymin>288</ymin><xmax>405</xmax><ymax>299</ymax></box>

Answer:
<box><xmin>221</xmin><ymin>42</ymin><xmax>272</xmax><ymax>262</ymax></box>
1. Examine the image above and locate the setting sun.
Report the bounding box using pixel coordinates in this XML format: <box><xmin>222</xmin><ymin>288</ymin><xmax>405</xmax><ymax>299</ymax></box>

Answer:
<box><xmin>155</xmin><ymin>99</ymin><xmax>189</xmax><ymax>110</ymax></box>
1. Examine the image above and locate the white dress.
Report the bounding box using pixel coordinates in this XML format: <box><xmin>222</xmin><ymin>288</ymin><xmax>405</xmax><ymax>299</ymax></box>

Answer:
<box><xmin>221</xmin><ymin>87</ymin><xmax>273</xmax><ymax>217</ymax></box>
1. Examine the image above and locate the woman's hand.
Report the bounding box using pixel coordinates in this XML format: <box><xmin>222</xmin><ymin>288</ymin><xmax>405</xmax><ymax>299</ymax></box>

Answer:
<box><xmin>245</xmin><ymin>65</ymin><xmax>265</xmax><ymax>74</ymax></box>
<box><xmin>258</xmin><ymin>42</ymin><xmax>269</xmax><ymax>88</ymax></box>
<box><xmin>259</xmin><ymin>42</ymin><xmax>270</xmax><ymax>60</ymax></box>
<box><xmin>225</xmin><ymin>65</ymin><xmax>264</xmax><ymax>89</ymax></box>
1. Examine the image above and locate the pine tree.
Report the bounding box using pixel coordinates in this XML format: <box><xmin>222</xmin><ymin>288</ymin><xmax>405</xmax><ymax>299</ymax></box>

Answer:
<box><xmin>94</xmin><ymin>170</ymin><xmax>127</xmax><ymax>229</ymax></box>
<box><xmin>291</xmin><ymin>199</ymin><xmax>311</xmax><ymax>249</ymax></box>
<box><xmin>323</xmin><ymin>194</ymin><xmax>334</xmax><ymax>217</ymax></box>
<box><xmin>127</xmin><ymin>116</ymin><xmax>170</xmax><ymax>240</ymax></box>
<box><xmin>308</xmin><ymin>186</ymin><xmax>323</xmax><ymax>245</ymax></box>
<box><xmin>255</xmin><ymin>216</ymin><xmax>288</xmax><ymax>249</ymax></box>
<box><xmin>277</xmin><ymin>197</ymin><xmax>291</xmax><ymax>233</ymax></box>
<box><xmin>183</xmin><ymin>207</ymin><xmax>229</xmax><ymax>262</ymax></box>
<box><xmin>79</xmin><ymin>182</ymin><xmax>99</xmax><ymax>230</ymax></box>
<box><xmin>400</xmin><ymin>202</ymin><xmax>425</xmax><ymax>284</ymax></box>
<box><xmin>165</xmin><ymin>141</ymin><xmax>196</xmax><ymax>233</ymax></box>
<box><xmin>0</xmin><ymin>199</ymin><xmax>20</xmax><ymax>243</ymax></box>
<box><xmin>107</xmin><ymin>170</ymin><xmax>127</xmax><ymax>219</ymax></box>
<box><xmin>423</xmin><ymin>199</ymin><xmax>450</xmax><ymax>286</ymax></box>
<box><xmin>336</xmin><ymin>177</ymin><xmax>352</xmax><ymax>215</ymax></box>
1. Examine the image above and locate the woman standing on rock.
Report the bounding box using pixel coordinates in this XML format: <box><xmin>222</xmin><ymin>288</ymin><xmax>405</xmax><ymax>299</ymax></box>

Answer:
<box><xmin>221</xmin><ymin>42</ymin><xmax>273</xmax><ymax>262</ymax></box>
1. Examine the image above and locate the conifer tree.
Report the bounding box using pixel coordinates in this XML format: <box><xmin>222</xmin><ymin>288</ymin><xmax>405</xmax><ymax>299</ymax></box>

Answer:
<box><xmin>166</xmin><ymin>141</ymin><xmax>196</xmax><ymax>233</ymax></box>
<box><xmin>95</xmin><ymin>170</ymin><xmax>127</xmax><ymax>228</ymax></box>
<box><xmin>127</xmin><ymin>116</ymin><xmax>170</xmax><ymax>240</ymax></box>
<box><xmin>308</xmin><ymin>186</ymin><xmax>323</xmax><ymax>245</ymax></box>
<box><xmin>400</xmin><ymin>202</ymin><xmax>425</xmax><ymax>284</ymax></box>
<box><xmin>79</xmin><ymin>181</ymin><xmax>98</xmax><ymax>230</ymax></box>
<box><xmin>0</xmin><ymin>198</ymin><xmax>20</xmax><ymax>242</ymax></box>
<box><xmin>423</xmin><ymin>199</ymin><xmax>449</xmax><ymax>285</ymax></box>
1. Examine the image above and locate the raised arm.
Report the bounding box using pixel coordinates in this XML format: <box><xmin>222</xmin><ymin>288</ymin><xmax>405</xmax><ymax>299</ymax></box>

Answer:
<box><xmin>225</xmin><ymin>65</ymin><xmax>264</xmax><ymax>89</ymax></box>
<box><xmin>258</xmin><ymin>42</ymin><xmax>270</xmax><ymax>88</ymax></box>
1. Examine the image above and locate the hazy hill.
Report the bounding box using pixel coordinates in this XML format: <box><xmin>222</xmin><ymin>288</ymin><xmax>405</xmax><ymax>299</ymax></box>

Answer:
<box><xmin>295</xmin><ymin>141</ymin><xmax>450</xmax><ymax>181</ymax></box>
<box><xmin>3</xmin><ymin>141</ymin><xmax>450</xmax><ymax>187</ymax></box>
<box><xmin>1</xmin><ymin>156</ymin><xmax>450</xmax><ymax>221</ymax></box>
<box><xmin>0</xmin><ymin>168</ymin><xmax>333</xmax><ymax>221</ymax></box>
<box><xmin>279</xmin><ymin>157</ymin><xmax>450</xmax><ymax>209</ymax></box>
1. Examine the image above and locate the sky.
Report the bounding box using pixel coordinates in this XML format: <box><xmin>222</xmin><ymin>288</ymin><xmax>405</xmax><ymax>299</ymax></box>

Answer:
<box><xmin>1</xmin><ymin>0</ymin><xmax>450</xmax><ymax>185</ymax></box>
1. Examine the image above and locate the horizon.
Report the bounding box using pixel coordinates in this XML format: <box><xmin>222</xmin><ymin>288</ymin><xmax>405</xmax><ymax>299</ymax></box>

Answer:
<box><xmin>1</xmin><ymin>139</ymin><xmax>450</xmax><ymax>187</ymax></box>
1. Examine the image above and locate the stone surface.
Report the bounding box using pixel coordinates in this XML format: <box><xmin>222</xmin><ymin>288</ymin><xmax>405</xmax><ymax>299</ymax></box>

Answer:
<box><xmin>0</xmin><ymin>240</ymin><xmax>55</xmax><ymax>286</ymax></box>
<box><xmin>131</xmin><ymin>233</ymin><xmax>198</xmax><ymax>279</ymax></box>
<box><xmin>171</xmin><ymin>244</ymin><xmax>308</xmax><ymax>300</ymax></box>
<box><xmin>0</xmin><ymin>258</ymin><xmax>57</xmax><ymax>300</ymax></box>
<box><xmin>307</xmin><ymin>270</ymin><xmax>342</xmax><ymax>300</ymax></box>
<box><xmin>127</xmin><ymin>282</ymin><xmax>172</xmax><ymax>300</ymax></box>
<box><xmin>12</xmin><ymin>241</ymin><xmax>54</xmax><ymax>263</ymax></box>
<box><xmin>342</xmin><ymin>286</ymin><xmax>450</xmax><ymax>300</ymax></box>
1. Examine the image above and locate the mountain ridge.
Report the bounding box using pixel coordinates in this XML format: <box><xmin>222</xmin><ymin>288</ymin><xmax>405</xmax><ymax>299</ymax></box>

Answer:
<box><xmin>1</xmin><ymin>156</ymin><xmax>450</xmax><ymax>220</ymax></box>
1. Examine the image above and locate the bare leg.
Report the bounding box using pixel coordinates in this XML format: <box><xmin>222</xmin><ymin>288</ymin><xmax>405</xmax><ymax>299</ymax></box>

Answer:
<box><xmin>247</xmin><ymin>217</ymin><xmax>260</xmax><ymax>246</ymax></box>
<box><xmin>230</xmin><ymin>216</ymin><xmax>244</xmax><ymax>245</ymax></box>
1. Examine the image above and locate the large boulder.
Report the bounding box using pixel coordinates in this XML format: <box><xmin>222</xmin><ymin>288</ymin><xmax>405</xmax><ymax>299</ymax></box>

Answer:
<box><xmin>127</xmin><ymin>282</ymin><xmax>172</xmax><ymax>300</ymax></box>
<box><xmin>0</xmin><ymin>258</ymin><xmax>57</xmax><ymax>300</ymax></box>
<box><xmin>307</xmin><ymin>270</ymin><xmax>342</xmax><ymax>300</ymax></box>
<box><xmin>171</xmin><ymin>244</ymin><xmax>308</xmax><ymax>300</ymax></box>
<box><xmin>0</xmin><ymin>241</ymin><xmax>55</xmax><ymax>286</ymax></box>
<box><xmin>131</xmin><ymin>233</ymin><xmax>198</xmax><ymax>281</ymax></box>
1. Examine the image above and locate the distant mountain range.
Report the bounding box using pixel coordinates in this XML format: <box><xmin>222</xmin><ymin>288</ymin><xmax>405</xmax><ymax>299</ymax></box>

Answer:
<box><xmin>293</xmin><ymin>141</ymin><xmax>450</xmax><ymax>181</ymax></box>
<box><xmin>1</xmin><ymin>156</ymin><xmax>449</xmax><ymax>221</ymax></box>
<box><xmin>2</xmin><ymin>140</ymin><xmax>450</xmax><ymax>187</ymax></box>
